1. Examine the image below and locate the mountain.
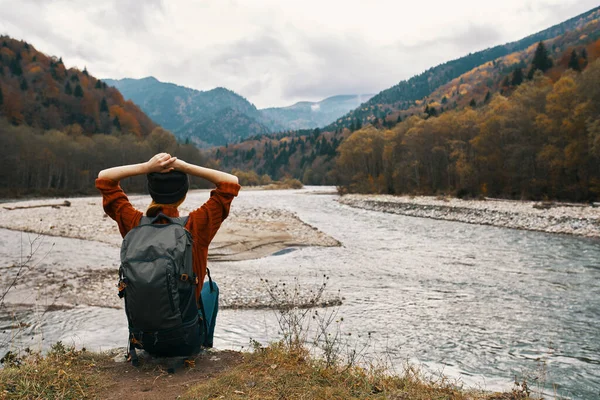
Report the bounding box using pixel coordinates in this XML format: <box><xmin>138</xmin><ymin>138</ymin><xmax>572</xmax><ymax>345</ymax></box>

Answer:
<box><xmin>0</xmin><ymin>36</ymin><xmax>156</xmax><ymax>136</ymax></box>
<box><xmin>216</xmin><ymin>5</ymin><xmax>600</xmax><ymax>194</ymax></box>
<box><xmin>105</xmin><ymin>76</ymin><xmax>373</xmax><ymax>147</ymax></box>
<box><xmin>103</xmin><ymin>77</ymin><xmax>262</xmax><ymax>130</ymax></box>
<box><xmin>177</xmin><ymin>107</ymin><xmax>270</xmax><ymax>147</ymax></box>
<box><xmin>325</xmin><ymin>5</ymin><xmax>600</xmax><ymax>131</ymax></box>
<box><xmin>261</xmin><ymin>94</ymin><xmax>374</xmax><ymax>131</ymax></box>
<box><xmin>103</xmin><ymin>77</ymin><xmax>270</xmax><ymax>147</ymax></box>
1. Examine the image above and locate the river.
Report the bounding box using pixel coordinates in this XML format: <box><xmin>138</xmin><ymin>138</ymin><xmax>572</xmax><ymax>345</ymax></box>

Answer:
<box><xmin>1</xmin><ymin>187</ymin><xmax>599</xmax><ymax>399</ymax></box>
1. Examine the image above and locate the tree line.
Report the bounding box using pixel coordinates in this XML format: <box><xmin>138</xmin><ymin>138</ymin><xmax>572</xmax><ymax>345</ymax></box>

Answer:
<box><xmin>335</xmin><ymin>59</ymin><xmax>600</xmax><ymax>201</ymax></box>
<box><xmin>0</xmin><ymin>123</ymin><xmax>212</xmax><ymax>197</ymax></box>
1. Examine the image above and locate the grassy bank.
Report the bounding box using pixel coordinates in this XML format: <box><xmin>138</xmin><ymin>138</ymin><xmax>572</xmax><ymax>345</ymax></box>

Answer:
<box><xmin>0</xmin><ymin>341</ymin><xmax>531</xmax><ymax>400</ymax></box>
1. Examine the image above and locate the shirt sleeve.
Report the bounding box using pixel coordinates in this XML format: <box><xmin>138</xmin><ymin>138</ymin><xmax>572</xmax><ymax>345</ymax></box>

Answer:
<box><xmin>95</xmin><ymin>178</ymin><xmax>143</xmax><ymax>238</ymax></box>
<box><xmin>187</xmin><ymin>181</ymin><xmax>241</xmax><ymax>248</ymax></box>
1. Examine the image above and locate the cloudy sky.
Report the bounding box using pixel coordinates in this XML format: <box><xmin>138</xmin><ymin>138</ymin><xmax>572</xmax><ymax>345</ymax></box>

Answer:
<box><xmin>0</xmin><ymin>0</ymin><xmax>597</xmax><ymax>108</ymax></box>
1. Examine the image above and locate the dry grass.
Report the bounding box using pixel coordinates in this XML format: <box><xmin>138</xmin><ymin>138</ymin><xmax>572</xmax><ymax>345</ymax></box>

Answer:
<box><xmin>263</xmin><ymin>178</ymin><xmax>304</xmax><ymax>190</ymax></box>
<box><xmin>182</xmin><ymin>341</ymin><xmax>523</xmax><ymax>400</ymax></box>
<box><xmin>0</xmin><ymin>341</ymin><xmax>533</xmax><ymax>400</ymax></box>
<box><xmin>0</xmin><ymin>342</ymin><xmax>111</xmax><ymax>399</ymax></box>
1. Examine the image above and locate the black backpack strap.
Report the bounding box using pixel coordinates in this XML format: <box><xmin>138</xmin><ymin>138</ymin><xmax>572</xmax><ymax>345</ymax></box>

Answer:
<box><xmin>139</xmin><ymin>214</ymin><xmax>189</xmax><ymax>226</ymax></box>
<box><xmin>206</xmin><ymin>268</ymin><xmax>215</xmax><ymax>292</ymax></box>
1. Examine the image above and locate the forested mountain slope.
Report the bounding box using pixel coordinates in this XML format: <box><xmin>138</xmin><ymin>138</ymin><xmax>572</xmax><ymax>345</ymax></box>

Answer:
<box><xmin>217</xmin><ymin>9</ymin><xmax>600</xmax><ymax>201</ymax></box>
<box><xmin>0</xmin><ymin>36</ymin><xmax>209</xmax><ymax>197</ymax></box>
<box><xmin>326</xmin><ymin>5</ymin><xmax>600</xmax><ymax>131</ymax></box>
<box><xmin>0</xmin><ymin>36</ymin><xmax>155</xmax><ymax>136</ymax></box>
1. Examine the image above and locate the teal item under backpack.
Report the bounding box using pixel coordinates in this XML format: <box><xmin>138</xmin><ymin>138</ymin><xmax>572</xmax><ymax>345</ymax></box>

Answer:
<box><xmin>200</xmin><ymin>278</ymin><xmax>219</xmax><ymax>348</ymax></box>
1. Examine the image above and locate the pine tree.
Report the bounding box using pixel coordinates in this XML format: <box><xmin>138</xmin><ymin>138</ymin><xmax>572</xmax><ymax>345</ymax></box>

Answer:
<box><xmin>568</xmin><ymin>50</ymin><xmax>581</xmax><ymax>72</ymax></box>
<box><xmin>113</xmin><ymin>116</ymin><xmax>121</xmax><ymax>131</ymax></box>
<box><xmin>74</xmin><ymin>84</ymin><xmax>84</xmax><ymax>97</ymax></box>
<box><xmin>65</xmin><ymin>81</ymin><xmax>72</xmax><ymax>95</ymax></box>
<box><xmin>528</xmin><ymin>41</ymin><xmax>553</xmax><ymax>78</ymax></box>
<box><xmin>511</xmin><ymin>68</ymin><xmax>524</xmax><ymax>86</ymax></box>
<box><xmin>0</xmin><ymin>85</ymin><xmax>3</xmax><ymax>106</ymax></box>
<box><xmin>9</xmin><ymin>58</ymin><xmax>22</xmax><ymax>76</ymax></box>
<box><xmin>484</xmin><ymin>91</ymin><xmax>491</xmax><ymax>103</ymax></box>
<box><xmin>396</xmin><ymin>115</ymin><xmax>402</xmax><ymax>123</ymax></box>
<box><xmin>20</xmin><ymin>78</ymin><xmax>28</xmax><ymax>91</ymax></box>
<box><xmin>83</xmin><ymin>67</ymin><xmax>89</xmax><ymax>76</ymax></box>
<box><xmin>95</xmin><ymin>80</ymin><xmax>102</xmax><ymax>89</ymax></box>
<box><xmin>469</xmin><ymin>98</ymin><xmax>477</xmax><ymax>108</ymax></box>
<box><xmin>100</xmin><ymin>97</ymin><xmax>109</xmax><ymax>113</ymax></box>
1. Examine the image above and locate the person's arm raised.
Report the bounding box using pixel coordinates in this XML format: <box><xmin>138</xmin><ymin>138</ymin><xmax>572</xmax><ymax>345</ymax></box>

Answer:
<box><xmin>173</xmin><ymin>159</ymin><xmax>239</xmax><ymax>185</ymax></box>
<box><xmin>97</xmin><ymin>153</ymin><xmax>177</xmax><ymax>182</ymax></box>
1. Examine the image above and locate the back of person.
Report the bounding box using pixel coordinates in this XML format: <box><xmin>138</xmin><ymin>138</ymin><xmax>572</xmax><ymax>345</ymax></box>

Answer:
<box><xmin>96</xmin><ymin>153</ymin><xmax>240</xmax><ymax>364</ymax></box>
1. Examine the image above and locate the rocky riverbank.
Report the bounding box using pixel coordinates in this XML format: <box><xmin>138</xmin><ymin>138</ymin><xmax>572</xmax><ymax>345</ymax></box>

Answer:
<box><xmin>0</xmin><ymin>189</ymin><xmax>341</xmax><ymax>312</ymax></box>
<box><xmin>338</xmin><ymin>194</ymin><xmax>600</xmax><ymax>238</ymax></box>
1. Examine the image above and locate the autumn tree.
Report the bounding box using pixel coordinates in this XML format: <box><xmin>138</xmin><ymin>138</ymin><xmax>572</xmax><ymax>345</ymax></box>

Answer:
<box><xmin>113</xmin><ymin>116</ymin><xmax>121</xmax><ymax>131</ymax></box>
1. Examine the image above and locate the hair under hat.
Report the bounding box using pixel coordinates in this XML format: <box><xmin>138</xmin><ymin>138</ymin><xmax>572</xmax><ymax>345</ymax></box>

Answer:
<box><xmin>147</xmin><ymin>171</ymin><xmax>189</xmax><ymax>204</ymax></box>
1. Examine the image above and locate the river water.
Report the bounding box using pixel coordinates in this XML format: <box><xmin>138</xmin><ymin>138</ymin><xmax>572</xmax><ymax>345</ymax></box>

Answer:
<box><xmin>1</xmin><ymin>187</ymin><xmax>599</xmax><ymax>399</ymax></box>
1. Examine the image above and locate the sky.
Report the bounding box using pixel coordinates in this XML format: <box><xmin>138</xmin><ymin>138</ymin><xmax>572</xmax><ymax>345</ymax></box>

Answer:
<box><xmin>0</xmin><ymin>0</ymin><xmax>598</xmax><ymax>108</ymax></box>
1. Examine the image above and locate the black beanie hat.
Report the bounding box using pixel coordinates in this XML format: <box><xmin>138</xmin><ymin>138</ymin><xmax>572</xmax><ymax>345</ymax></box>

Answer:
<box><xmin>147</xmin><ymin>171</ymin><xmax>189</xmax><ymax>204</ymax></box>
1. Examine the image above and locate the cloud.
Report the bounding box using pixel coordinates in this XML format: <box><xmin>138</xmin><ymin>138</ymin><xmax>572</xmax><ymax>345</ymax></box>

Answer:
<box><xmin>280</xmin><ymin>33</ymin><xmax>396</xmax><ymax>101</ymax></box>
<box><xmin>210</xmin><ymin>32</ymin><xmax>292</xmax><ymax>75</ymax></box>
<box><xmin>394</xmin><ymin>24</ymin><xmax>503</xmax><ymax>54</ymax></box>
<box><xmin>0</xmin><ymin>0</ymin><xmax>597</xmax><ymax>108</ymax></box>
<box><xmin>91</xmin><ymin>0</ymin><xmax>165</xmax><ymax>33</ymax></box>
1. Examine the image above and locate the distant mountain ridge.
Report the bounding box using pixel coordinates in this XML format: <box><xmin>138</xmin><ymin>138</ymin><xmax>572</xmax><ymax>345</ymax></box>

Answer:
<box><xmin>326</xmin><ymin>5</ymin><xmax>600</xmax><ymax>130</ymax></box>
<box><xmin>261</xmin><ymin>94</ymin><xmax>374</xmax><ymax>131</ymax></box>
<box><xmin>105</xmin><ymin>76</ymin><xmax>372</xmax><ymax>147</ymax></box>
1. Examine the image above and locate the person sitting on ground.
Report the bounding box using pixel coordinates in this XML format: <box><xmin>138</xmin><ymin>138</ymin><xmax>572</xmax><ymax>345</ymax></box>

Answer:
<box><xmin>96</xmin><ymin>153</ymin><xmax>240</xmax><ymax>356</ymax></box>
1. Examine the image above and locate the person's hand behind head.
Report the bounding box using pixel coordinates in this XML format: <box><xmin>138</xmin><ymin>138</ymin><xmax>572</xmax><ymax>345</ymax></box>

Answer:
<box><xmin>146</xmin><ymin>153</ymin><xmax>177</xmax><ymax>174</ymax></box>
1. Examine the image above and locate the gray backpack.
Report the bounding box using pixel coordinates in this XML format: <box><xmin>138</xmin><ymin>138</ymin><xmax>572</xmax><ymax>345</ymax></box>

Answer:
<box><xmin>118</xmin><ymin>213</ymin><xmax>204</xmax><ymax>362</ymax></box>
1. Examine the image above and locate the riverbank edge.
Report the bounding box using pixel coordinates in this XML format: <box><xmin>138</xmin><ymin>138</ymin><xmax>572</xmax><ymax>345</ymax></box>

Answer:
<box><xmin>0</xmin><ymin>342</ymin><xmax>524</xmax><ymax>400</ymax></box>
<box><xmin>337</xmin><ymin>194</ymin><xmax>600</xmax><ymax>238</ymax></box>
